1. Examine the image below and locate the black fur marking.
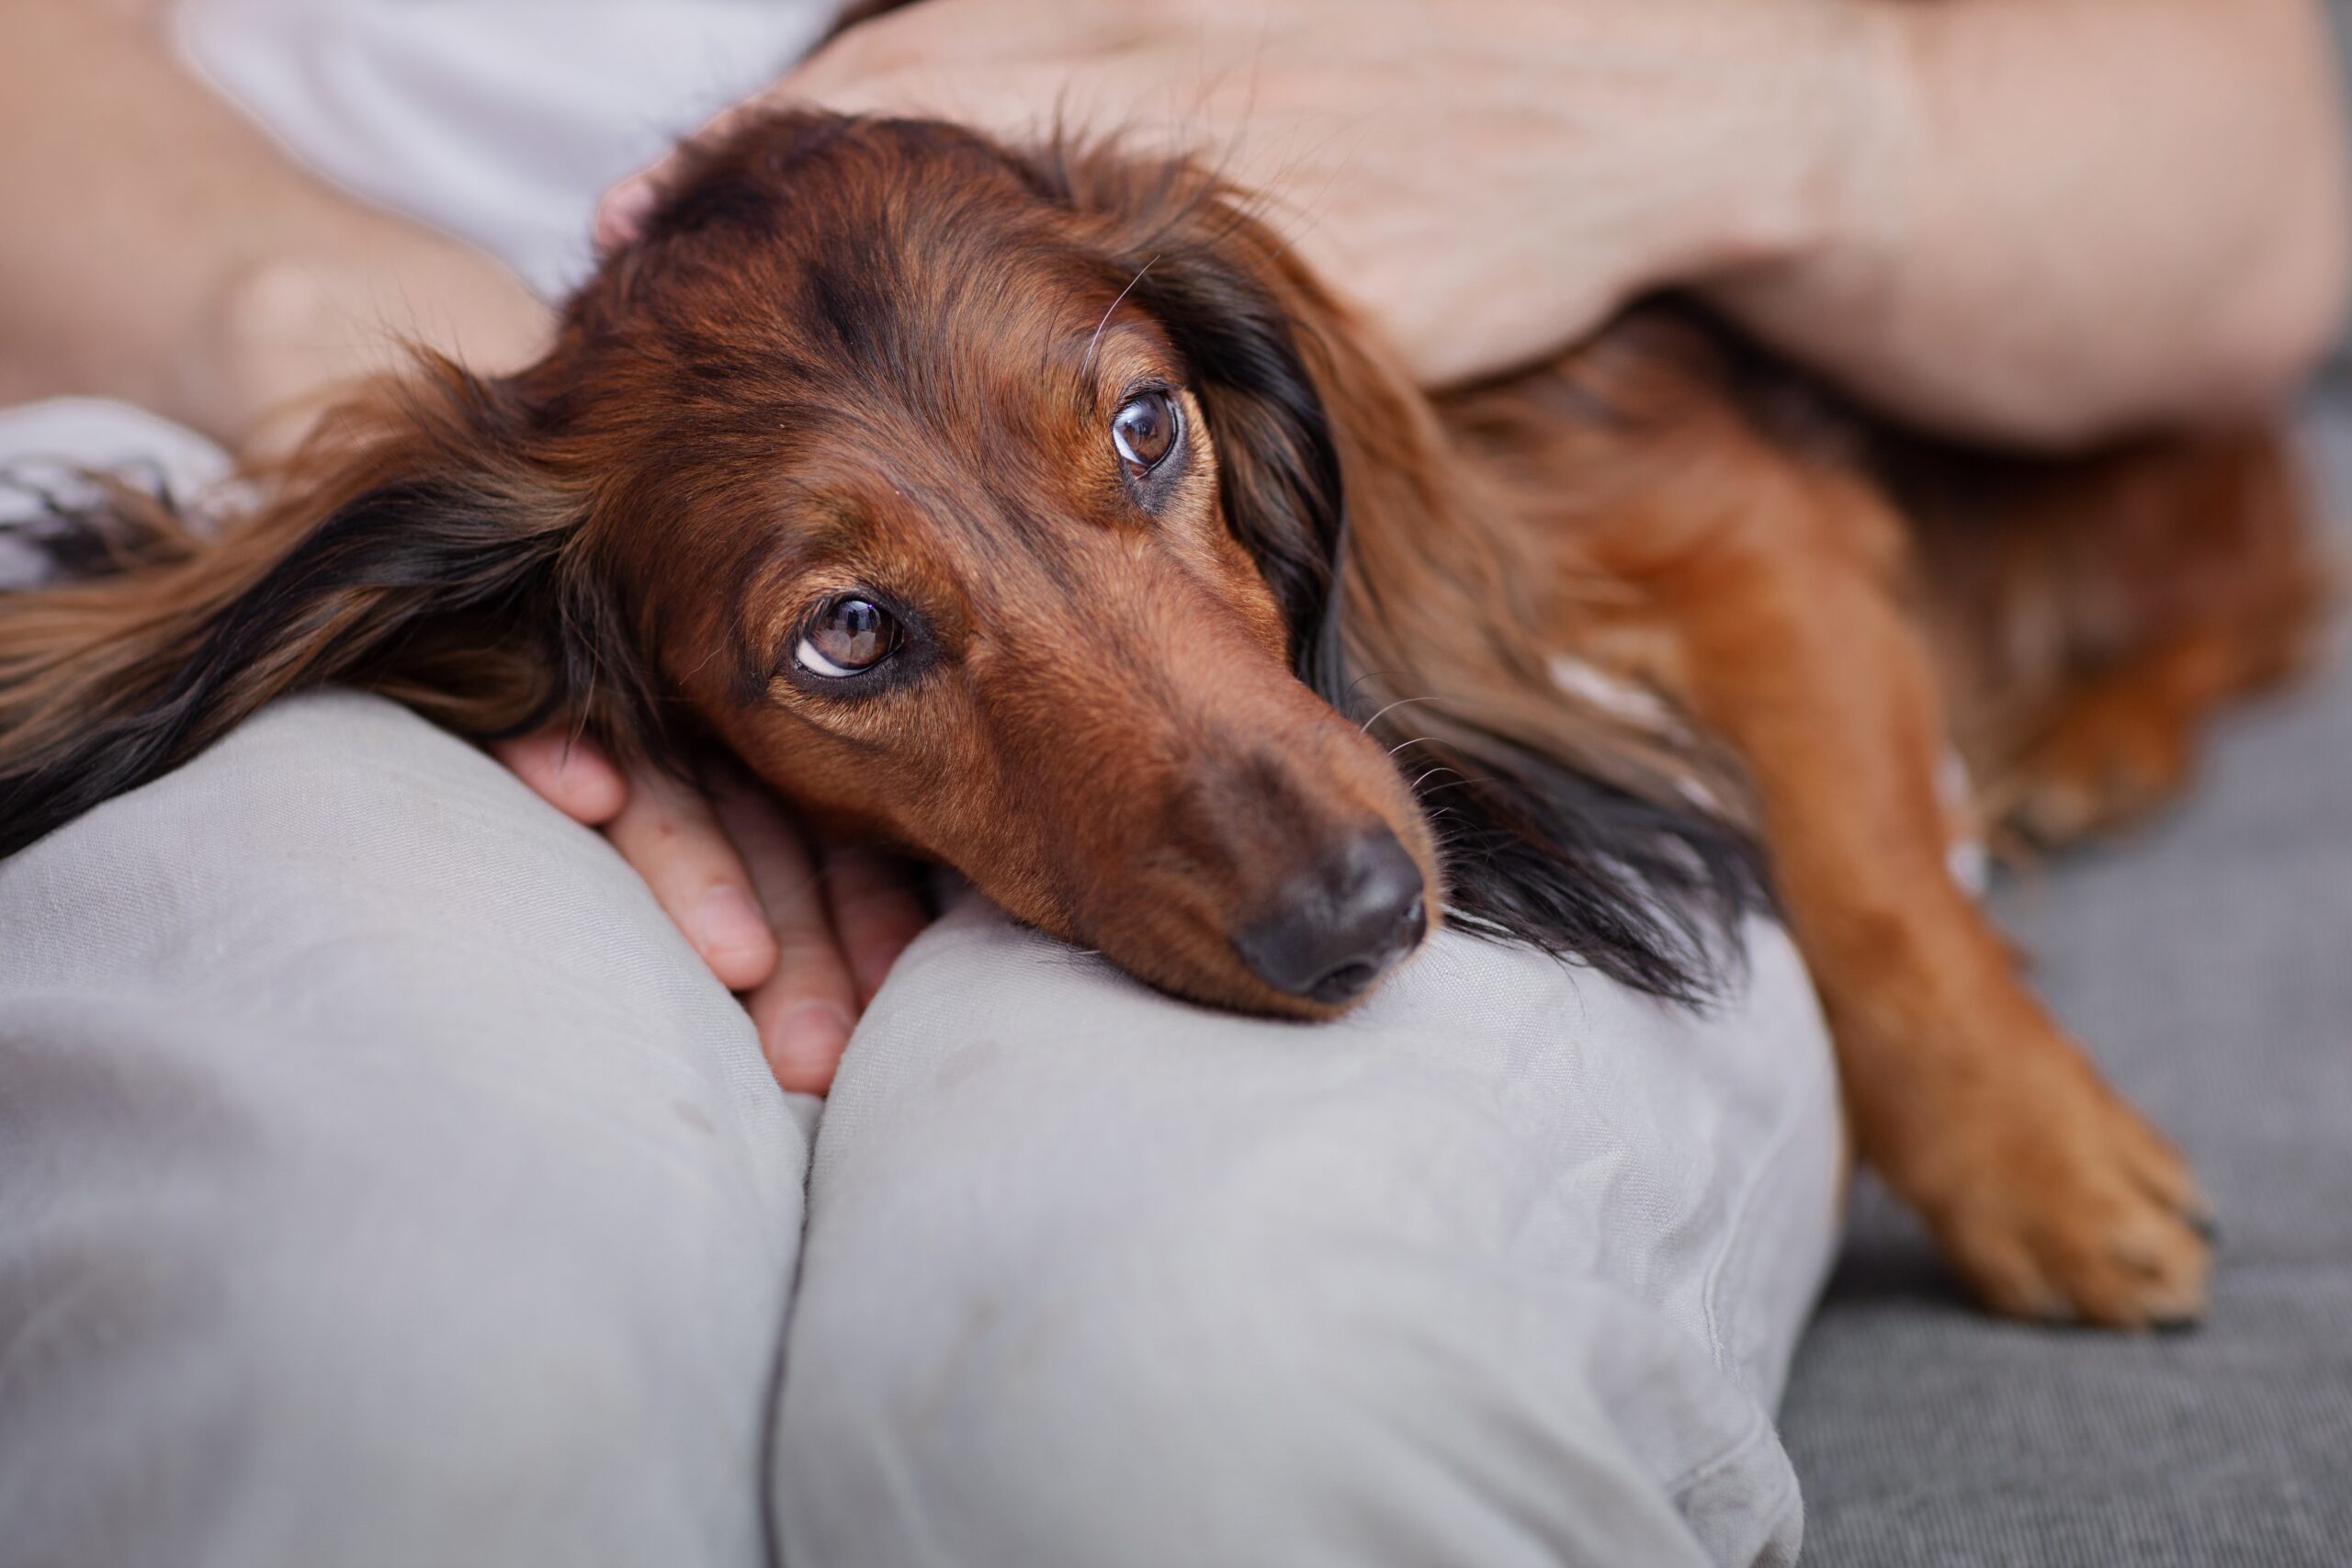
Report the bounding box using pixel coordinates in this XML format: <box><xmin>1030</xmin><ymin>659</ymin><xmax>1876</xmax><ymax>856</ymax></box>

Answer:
<box><xmin>0</xmin><ymin>478</ymin><xmax>582</xmax><ymax>859</ymax></box>
<box><xmin>1376</xmin><ymin>726</ymin><xmax>1767</xmax><ymax>1005</ymax></box>
<box><xmin>0</xmin><ymin>466</ymin><xmax>193</xmax><ymax>580</ymax></box>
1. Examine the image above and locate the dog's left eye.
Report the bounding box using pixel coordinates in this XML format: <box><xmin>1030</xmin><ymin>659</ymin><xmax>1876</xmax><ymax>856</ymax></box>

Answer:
<box><xmin>797</xmin><ymin>595</ymin><xmax>899</xmax><ymax>679</ymax></box>
<box><xmin>1112</xmin><ymin>390</ymin><xmax>1180</xmax><ymax>475</ymax></box>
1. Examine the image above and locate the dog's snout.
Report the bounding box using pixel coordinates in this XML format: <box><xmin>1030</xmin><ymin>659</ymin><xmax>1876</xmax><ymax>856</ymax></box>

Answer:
<box><xmin>1232</xmin><ymin>829</ymin><xmax>1428</xmax><ymax>1006</ymax></box>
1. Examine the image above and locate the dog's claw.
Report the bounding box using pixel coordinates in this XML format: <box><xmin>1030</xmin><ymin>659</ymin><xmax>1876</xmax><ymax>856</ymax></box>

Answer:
<box><xmin>1912</xmin><ymin>1073</ymin><xmax>2212</xmax><ymax>1331</ymax></box>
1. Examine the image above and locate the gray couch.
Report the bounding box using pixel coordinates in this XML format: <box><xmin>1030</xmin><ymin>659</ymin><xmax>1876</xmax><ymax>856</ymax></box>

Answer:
<box><xmin>1780</xmin><ymin>294</ymin><xmax>2352</xmax><ymax>1568</ymax></box>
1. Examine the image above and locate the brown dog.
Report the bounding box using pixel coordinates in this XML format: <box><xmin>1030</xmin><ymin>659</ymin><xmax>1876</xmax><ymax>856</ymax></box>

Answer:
<box><xmin>0</xmin><ymin>113</ymin><xmax>2326</xmax><ymax>1326</ymax></box>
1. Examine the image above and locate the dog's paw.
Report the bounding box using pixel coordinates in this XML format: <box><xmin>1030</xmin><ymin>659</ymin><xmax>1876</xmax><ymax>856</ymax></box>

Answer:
<box><xmin>1917</xmin><ymin>1075</ymin><xmax>2211</xmax><ymax>1329</ymax></box>
<box><xmin>1991</xmin><ymin>682</ymin><xmax>2194</xmax><ymax>848</ymax></box>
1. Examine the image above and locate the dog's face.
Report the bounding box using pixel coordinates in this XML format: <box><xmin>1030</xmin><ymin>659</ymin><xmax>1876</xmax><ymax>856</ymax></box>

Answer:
<box><xmin>538</xmin><ymin>116</ymin><xmax>1439</xmax><ymax>1015</ymax></box>
<box><xmin>4</xmin><ymin>115</ymin><xmax>1758</xmax><ymax>1019</ymax></box>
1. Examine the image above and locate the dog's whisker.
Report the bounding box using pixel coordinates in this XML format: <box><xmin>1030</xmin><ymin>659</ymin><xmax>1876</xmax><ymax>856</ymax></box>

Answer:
<box><xmin>1342</xmin><ymin>668</ymin><xmax>1410</xmax><ymax>700</ymax></box>
<box><xmin>1360</xmin><ymin>694</ymin><xmax>1439</xmax><ymax>735</ymax></box>
<box><xmin>1081</xmin><ymin>255</ymin><xmax>1159</xmax><ymax>380</ymax></box>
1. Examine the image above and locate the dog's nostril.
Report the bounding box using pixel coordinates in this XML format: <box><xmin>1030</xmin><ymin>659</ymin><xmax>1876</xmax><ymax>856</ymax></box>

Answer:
<box><xmin>1232</xmin><ymin>829</ymin><xmax>1429</xmax><ymax>1007</ymax></box>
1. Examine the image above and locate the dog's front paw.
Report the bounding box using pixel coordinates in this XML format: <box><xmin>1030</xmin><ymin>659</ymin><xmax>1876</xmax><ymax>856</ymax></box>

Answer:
<box><xmin>1910</xmin><ymin>1070</ymin><xmax>2211</xmax><ymax>1328</ymax></box>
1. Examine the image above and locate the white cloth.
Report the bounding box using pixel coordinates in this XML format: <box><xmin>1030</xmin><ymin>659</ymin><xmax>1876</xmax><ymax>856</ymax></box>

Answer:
<box><xmin>174</xmin><ymin>0</ymin><xmax>842</xmax><ymax>295</ymax></box>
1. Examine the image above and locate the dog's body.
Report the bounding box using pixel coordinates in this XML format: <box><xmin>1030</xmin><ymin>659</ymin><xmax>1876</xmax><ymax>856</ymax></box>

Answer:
<box><xmin>1441</xmin><ymin>334</ymin><xmax>2317</xmax><ymax>1327</ymax></box>
<box><xmin>0</xmin><ymin>114</ymin><xmax>2326</xmax><ymax>1326</ymax></box>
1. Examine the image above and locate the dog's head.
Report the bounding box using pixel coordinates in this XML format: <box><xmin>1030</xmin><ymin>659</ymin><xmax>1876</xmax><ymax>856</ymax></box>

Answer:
<box><xmin>0</xmin><ymin>112</ymin><xmax>1759</xmax><ymax>1016</ymax></box>
<box><xmin>546</xmin><ymin>113</ymin><xmax>1439</xmax><ymax>1013</ymax></box>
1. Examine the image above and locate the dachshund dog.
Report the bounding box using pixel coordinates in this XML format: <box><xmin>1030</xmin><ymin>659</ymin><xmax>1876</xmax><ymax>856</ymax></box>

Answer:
<box><xmin>0</xmin><ymin>113</ymin><xmax>2326</xmax><ymax>1327</ymax></box>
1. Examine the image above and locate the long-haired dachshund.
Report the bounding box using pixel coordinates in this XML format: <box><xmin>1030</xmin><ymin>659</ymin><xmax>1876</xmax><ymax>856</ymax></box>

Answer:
<box><xmin>0</xmin><ymin>113</ymin><xmax>2326</xmax><ymax>1327</ymax></box>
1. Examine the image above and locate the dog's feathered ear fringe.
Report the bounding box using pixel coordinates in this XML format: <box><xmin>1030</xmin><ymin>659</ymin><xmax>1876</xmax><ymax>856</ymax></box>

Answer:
<box><xmin>1031</xmin><ymin>141</ymin><xmax>1769</xmax><ymax>1003</ymax></box>
<box><xmin>0</xmin><ymin>357</ymin><xmax>644</xmax><ymax>858</ymax></box>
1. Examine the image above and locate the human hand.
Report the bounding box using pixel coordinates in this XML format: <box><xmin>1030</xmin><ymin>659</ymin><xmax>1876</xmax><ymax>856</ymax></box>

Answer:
<box><xmin>495</xmin><ymin>731</ymin><xmax>930</xmax><ymax>1094</ymax></box>
<box><xmin>597</xmin><ymin>0</ymin><xmax>1885</xmax><ymax>388</ymax></box>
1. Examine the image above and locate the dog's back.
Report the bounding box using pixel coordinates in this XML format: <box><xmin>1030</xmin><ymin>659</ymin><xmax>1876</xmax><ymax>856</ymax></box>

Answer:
<box><xmin>1434</xmin><ymin>304</ymin><xmax>2330</xmax><ymax>853</ymax></box>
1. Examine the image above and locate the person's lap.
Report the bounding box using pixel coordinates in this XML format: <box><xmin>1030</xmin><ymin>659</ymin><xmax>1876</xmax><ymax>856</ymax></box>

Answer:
<box><xmin>0</xmin><ymin>400</ymin><xmax>1842</xmax><ymax>1567</ymax></box>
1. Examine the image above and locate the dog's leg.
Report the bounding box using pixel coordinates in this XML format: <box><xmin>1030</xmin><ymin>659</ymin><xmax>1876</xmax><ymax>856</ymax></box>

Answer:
<box><xmin>1577</xmin><ymin>440</ymin><xmax>2211</xmax><ymax>1326</ymax></box>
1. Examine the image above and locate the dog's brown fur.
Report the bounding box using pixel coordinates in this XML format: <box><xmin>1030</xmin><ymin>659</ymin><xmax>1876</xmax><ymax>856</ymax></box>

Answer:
<box><xmin>0</xmin><ymin>114</ymin><xmax>2328</xmax><ymax>1326</ymax></box>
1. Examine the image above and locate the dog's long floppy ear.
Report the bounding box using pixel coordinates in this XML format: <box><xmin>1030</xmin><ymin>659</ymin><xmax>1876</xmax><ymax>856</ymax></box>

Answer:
<box><xmin>0</xmin><ymin>357</ymin><xmax>636</xmax><ymax>858</ymax></box>
<box><xmin>1032</xmin><ymin>144</ymin><xmax>1770</xmax><ymax>1001</ymax></box>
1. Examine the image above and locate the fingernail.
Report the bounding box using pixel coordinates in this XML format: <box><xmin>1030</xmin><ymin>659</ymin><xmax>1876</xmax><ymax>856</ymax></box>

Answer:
<box><xmin>596</xmin><ymin>177</ymin><xmax>658</xmax><ymax>249</ymax></box>
<box><xmin>775</xmin><ymin>1001</ymin><xmax>853</xmax><ymax>1073</ymax></box>
<box><xmin>693</xmin><ymin>885</ymin><xmax>771</xmax><ymax>963</ymax></box>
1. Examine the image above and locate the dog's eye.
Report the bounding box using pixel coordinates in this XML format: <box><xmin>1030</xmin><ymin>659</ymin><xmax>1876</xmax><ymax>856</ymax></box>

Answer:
<box><xmin>797</xmin><ymin>595</ymin><xmax>899</xmax><ymax>679</ymax></box>
<box><xmin>1112</xmin><ymin>390</ymin><xmax>1180</xmax><ymax>475</ymax></box>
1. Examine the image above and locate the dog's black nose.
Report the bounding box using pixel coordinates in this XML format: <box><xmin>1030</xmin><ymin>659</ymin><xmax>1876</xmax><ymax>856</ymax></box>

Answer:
<box><xmin>1233</xmin><ymin>829</ymin><xmax>1428</xmax><ymax>1006</ymax></box>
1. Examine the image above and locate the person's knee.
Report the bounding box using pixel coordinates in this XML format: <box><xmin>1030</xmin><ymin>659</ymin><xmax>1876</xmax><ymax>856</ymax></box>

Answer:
<box><xmin>0</xmin><ymin>692</ymin><xmax>806</xmax><ymax>1568</ymax></box>
<box><xmin>776</xmin><ymin>890</ymin><xmax>1831</xmax><ymax>1568</ymax></box>
<box><xmin>0</xmin><ymin>1124</ymin><xmax>778</xmax><ymax>1568</ymax></box>
<box><xmin>778</xmin><ymin>1190</ymin><xmax>1787</xmax><ymax>1567</ymax></box>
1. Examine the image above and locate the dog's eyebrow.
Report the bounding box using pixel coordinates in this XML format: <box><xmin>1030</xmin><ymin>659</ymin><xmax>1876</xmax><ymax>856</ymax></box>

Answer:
<box><xmin>775</xmin><ymin>491</ymin><xmax>871</xmax><ymax>558</ymax></box>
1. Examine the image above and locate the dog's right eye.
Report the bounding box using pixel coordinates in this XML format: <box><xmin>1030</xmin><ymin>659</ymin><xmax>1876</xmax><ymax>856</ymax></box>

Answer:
<box><xmin>796</xmin><ymin>595</ymin><xmax>899</xmax><ymax>679</ymax></box>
